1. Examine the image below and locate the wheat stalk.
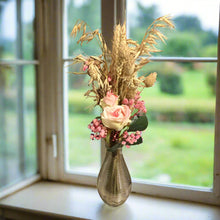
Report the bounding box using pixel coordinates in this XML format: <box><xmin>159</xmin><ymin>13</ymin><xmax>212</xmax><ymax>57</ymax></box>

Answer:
<box><xmin>69</xmin><ymin>16</ymin><xmax>174</xmax><ymax>105</ymax></box>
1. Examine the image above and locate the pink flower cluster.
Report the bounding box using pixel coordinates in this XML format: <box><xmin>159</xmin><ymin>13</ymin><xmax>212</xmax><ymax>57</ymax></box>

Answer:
<box><xmin>121</xmin><ymin>131</ymin><xmax>142</xmax><ymax>148</ymax></box>
<box><xmin>122</xmin><ymin>91</ymin><xmax>147</xmax><ymax>115</ymax></box>
<box><xmin>134</xmin><ymin>100</ymin><xmax>146</xmax><ymax>114</ymax></box>
<box><xmin>111</xmin><ymin>131</ymin><xmax>120</xmax><ymax>142</ymax></box>
<box><xmin>88</xmin><ymin>119</ymin><xmax>107</xmax><ymax>140</ymax></box>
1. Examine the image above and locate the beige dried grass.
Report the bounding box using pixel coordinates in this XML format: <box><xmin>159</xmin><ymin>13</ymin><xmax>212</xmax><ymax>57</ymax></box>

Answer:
<box><xmin>69</xmin><ymin>16</ymin><xmax>174</xmax><ymax>105</ymax></box>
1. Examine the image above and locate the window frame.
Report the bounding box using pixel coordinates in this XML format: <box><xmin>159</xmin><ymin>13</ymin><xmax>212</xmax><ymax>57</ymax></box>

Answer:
<box><xmin>1</xmin><ymin>0</ymin><xmax>219</xmax><ymax>205</ymax></box>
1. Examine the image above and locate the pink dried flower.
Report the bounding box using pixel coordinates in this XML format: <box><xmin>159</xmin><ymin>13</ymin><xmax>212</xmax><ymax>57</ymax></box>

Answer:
<box><xmin>121</xmin><ymin>130</ymin><xmax>142</xmax><ymax>148</ymax></box>
<box><xmin>122</xmin><ymin>91</ymin><xmax>147</xmax><ymax>116</ymax></box>
<box><xmin>134</xmin><ymin>100</ymin><xmax>146</xmax><ymax>114</ymax></box>
<box><xmin>93</xmin><ymin>118</ymin><xmax>98</xmax><ymax>123</ymax></box>
<box><xmin>130</xmin><ymin>133</ymin><xmax>135</xmax><ymax>138</ymax></box>
<box><xmin>90</xmin><ymin>134</ymin><xmax>94</xmax><ymax>140</ymax></box>
<box><xmin>135</xmin><ymin>94</ymin><xmax>141</xmax><ymax>100</ymax></box>
<box><xmin>136</xmin><ymin>134</ymin><xmax>141</xmax><ymax>139</ymax></box>
<box><xmin>129</xmin><ymin>99</ymin><xmax>134</xmax><ymax>106</ymax></box>
<box><xmin>100</xmin><ymin>129</ymin><xmax>105</xmax><ymax>137</ymax></box>
<box><xmin>122</xmin><ymin>98</ymin><xmax>128</xmax><ymax>105</ymax></box>
<box><xmin>88</xmin><ymin>118</ymin><xmax>107</xmax><ymax>140</ymax></box>
<box><xmin>96</xmin><ymin>135</ymin><xmax>101</xmax><ymax>140</ymax></box>
<box><xmin>83</xmin><ymin>65</ymin><xmax>88</xmax><ymax>71</ymax></box>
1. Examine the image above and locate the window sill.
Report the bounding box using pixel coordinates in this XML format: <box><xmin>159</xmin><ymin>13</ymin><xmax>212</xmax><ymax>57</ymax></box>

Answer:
<box><xmin>0</xmin><ymin>181</ymin><xmax>220</xmax><ymax>220</ymax></box>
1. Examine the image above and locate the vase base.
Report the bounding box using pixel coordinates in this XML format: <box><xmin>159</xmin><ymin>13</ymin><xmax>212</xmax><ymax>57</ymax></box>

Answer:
<box><xmin>98</xmin><ymin>189</ymin><xmax>131</xmax><ymax>207</ymax></box>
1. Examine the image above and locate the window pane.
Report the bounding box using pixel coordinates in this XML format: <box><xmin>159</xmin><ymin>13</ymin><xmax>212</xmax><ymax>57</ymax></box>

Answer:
<box><xmin>123</xmin><ymin>61</ymin><xmax>216</xmax><ymax>187</ymax></box>
<box><xmin>64</xmin><ymin>62</ymin><xmax>100</xmax><ymax>174</ymax></box>
<box><xmin>127</xmin><ymin>0</ymin><xmax>219</xmax><ymax>57</ymax></box>
<box><xmin>63</xmin><ymin>0</ymin><xmax>101</xmax><ymax>58</ymax></box>
<box><xmin>0</xmin><ymin>0</ymin><xmax>35</xmax><ymax>60</ymax></box>
<box><xmin>0</xmin><ymin>64</ymin><xmax>37</xmax><ymax>189</ymax></box>
<box><xmin>63</xmin><ymin>0</ymin><xmax>101</xmax><ymax>174</ymax></box>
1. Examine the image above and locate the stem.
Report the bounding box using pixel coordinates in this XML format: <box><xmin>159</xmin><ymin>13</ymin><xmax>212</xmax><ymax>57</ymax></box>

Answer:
<box><xmin>105</xmin><ymin>130</ymin><xmax>112</xmax><ymax>147</ymax></box>
<box><xmin>130</xmin><ymin>109</ymin><xmax>139</xmax><ymax>119</ymax></box>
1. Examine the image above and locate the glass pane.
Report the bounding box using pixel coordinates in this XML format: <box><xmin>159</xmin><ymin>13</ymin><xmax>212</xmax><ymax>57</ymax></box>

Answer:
<box><xmin>127</xmin><ymin>0</ymin><xmax>219</xmax><ymax>57</ymax></box>
<box><xmin>64</xmin><ymin>0</ymin><xmax>101</xmax><ymax>174</ymax></box>
<box><xmin>0</xmin><ymin>64</ymin><xmax>37</xmax><ymax>189</ymax></box>
<box><xmin>64</xmin><ymin>62</ymin><xmax>100</xmax><ymax>174</ymax></box>
<box><xmin>0</xmin><ymin>0</ymin><xmax>35</xmax><ymax>60</ymax></box>
<box><xmin>123</xmin><ymin>61</ymin><xmax>216</xmax><ymax>187</ymax></box>
<box><xmin>21</xmin><ymin>0</ymin><xmax>35</xmax><ymax>60</ymax></box>
<box><xmin>63</xmin><ymin>0</ymin><xmax>101</xmax><ymax>58</ymax></box>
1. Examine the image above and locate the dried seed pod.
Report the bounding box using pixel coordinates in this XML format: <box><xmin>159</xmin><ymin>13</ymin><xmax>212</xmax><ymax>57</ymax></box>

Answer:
<box><xmin>143</xmin><ymin>72</ymin><xmax>157</xmax><ymax>87</ymax></box>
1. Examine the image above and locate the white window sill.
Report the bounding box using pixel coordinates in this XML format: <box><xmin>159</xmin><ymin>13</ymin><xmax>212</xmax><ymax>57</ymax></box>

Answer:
<box><xmin>0</xmin><ymin>181</ymin><xmax>220</xmax><ymax>220</ymax></box>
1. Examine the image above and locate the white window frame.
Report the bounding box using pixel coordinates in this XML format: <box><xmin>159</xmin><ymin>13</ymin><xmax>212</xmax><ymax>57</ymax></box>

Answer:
<box><xmin>1</xmin><ymin>0</ymin><xmax>219</xmax><ymax>205</ymax></box>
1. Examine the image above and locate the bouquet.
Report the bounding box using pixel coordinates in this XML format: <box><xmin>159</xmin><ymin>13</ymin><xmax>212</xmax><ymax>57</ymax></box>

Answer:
<box><xmin>70</xmin><ymin>16</ymin><xmax>174</xmax><ymax>152</ymax></box>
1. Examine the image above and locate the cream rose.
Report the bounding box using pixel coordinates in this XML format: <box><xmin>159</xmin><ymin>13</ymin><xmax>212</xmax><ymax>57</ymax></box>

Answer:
<box><xmin>100</xmin><ymin>91</ymin><xmax>118</xmax><ymax>108</ymax></box>
<box><xmin>101</xmin><ymin>105</ymin><xmax>131</xmax><ymax>131</ymax></box>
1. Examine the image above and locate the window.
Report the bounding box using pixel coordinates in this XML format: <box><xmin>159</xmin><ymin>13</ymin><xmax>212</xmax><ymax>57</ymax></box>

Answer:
<box><xmin>1</xmin><ymin>0</ymin><xmax>220</xmax><ymax>206</ymax></box>
<box><xmin>0</xmin><ymin>0</ymin><xmax>37</xmax><ymax>190</ymax></box>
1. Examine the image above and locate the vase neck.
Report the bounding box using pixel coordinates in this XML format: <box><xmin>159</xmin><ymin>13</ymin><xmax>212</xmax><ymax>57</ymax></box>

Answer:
<box><xmin>107</xmin><ymin>147</ymin><xmax>122</xmax><ymax>156</ymax></box>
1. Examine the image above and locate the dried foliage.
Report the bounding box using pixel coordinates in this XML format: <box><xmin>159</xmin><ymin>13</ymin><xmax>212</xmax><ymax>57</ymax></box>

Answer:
<box><xmin>70</xmin><ymin>16</ymin><xmax>174</xmax><ymax>105</ymax></box>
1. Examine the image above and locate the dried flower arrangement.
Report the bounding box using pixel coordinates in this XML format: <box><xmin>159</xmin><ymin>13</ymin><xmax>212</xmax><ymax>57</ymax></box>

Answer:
<box><xmin>70</xmin><ymin>16</ymin><xmax>174</xmax><ymax>151</ymax></box>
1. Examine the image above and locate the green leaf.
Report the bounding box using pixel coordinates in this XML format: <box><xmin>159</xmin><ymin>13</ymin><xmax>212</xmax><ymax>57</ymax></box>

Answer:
<box><xmin>128</xmin><ymin>114</ymin><xmax>148</xmax><ymax>132</ymax></box>
<box><xmin>119</xmin><ymin>126</ymin><xmax>129</xmax><ymax>137</ymax></box>
<box><xmin>129</xmin><ymin>137</ymin><xmax>143</xmax><ymax>146</ymax></box>
<box><xmin>106</xmin><ymin>143</ymin><xmax>122</xmax><ymax>152</ymax></box>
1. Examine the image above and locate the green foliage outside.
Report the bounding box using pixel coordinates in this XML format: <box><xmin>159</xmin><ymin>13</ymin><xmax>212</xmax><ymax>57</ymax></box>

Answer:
<box><xmin>130</xmin><ymin>3</ymin><xmax>217</xmax><ymax>57</ymax></box>
<box><xmin>161</xmin><ymin>32</ymin><xmax>201</xmax><ymax>57</ymax></box>
<box><xmin>206</xmin><ymin>71</ymin><xmax>217</xmax><ymax>95</ymax></box>
<box><xmin>156</xmin><ymin>63</ymin><xmax>183</xmax><ymax>95</ymax></box>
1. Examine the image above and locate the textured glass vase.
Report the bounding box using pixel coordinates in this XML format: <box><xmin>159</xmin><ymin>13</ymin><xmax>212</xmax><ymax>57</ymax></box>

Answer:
<box><xmin>97</xmin><ymin>147</ymin><xmax>132</xmax><ymax>207</ymax></box>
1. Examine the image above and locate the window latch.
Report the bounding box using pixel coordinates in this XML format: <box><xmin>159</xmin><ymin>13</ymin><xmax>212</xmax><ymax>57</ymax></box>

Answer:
<box><xmin>47</xmin><ymin>134</ymin><xmax>58</xmax><ymax>158</ymax></box>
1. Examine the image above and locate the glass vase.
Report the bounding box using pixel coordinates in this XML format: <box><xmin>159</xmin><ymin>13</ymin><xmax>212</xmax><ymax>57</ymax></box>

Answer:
<box><xmin>97</xmin><ymin>147</ymin><xmax>132</xmax><ymax>207</ymax></box>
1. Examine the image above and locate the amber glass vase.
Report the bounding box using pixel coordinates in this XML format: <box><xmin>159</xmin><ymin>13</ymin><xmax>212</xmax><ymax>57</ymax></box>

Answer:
<box><xmin>97</xmin><ymin>147</ymin><xmax>132</xmax><ymax>207</ymax></box>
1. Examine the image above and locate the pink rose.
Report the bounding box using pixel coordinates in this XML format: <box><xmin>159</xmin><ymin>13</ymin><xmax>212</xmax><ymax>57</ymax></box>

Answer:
<box><xmin>100</xmin><ymin>91</ymin><xmax>118</xmax><ymax>108</ymax></box>
<box><xmin>101</xmin><ymin>105</ymin><xmax>131</xmax><ymax>131</ymax></box>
